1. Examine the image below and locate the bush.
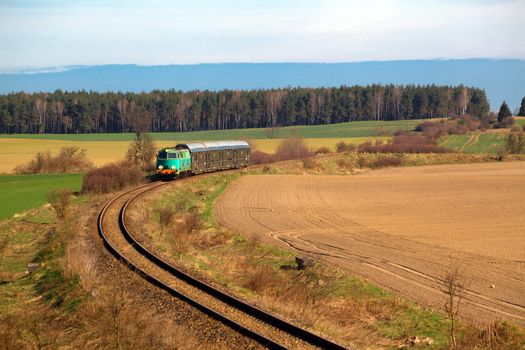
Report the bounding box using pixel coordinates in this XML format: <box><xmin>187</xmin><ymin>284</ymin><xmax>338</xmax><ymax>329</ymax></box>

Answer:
<box><xmin>393</xmin><ymin>129</ymin><xmax>409</xmax><ymax>136</ymax></box>
<box><xmin>251</xmin><ymin>151</ymin><xmax>274</xmax><ymax>165</ymax></box>
<box><xmin>274</xmin><ymin>136</ymin><xmax>311</xmax><ymax>161</ymax></box>
<box><xmin>82</xmin><ymin>162</ymin><xmax>144</xmax><ymax>194</ymax></box>
<box><xmin>157</xmin><ymin>207</ymin><xmax>176</xmax><ymax>228</ymax></box>
<box><xmin>251</xmin><ymin>136</ymin><xmax>312</xmax><ymax>165</ymax></box>
<box><xmin>302</xmin><ymin>158</ymin><xmax>318</xmax><ymax>170</ymax></box>
<box><xmin>372</xmin><ymin>155</ymin><xmax>403</xmax><ymax>168</ymax></box>
<box><xmin>14</xmin><ymin>146</ymin><xmax>93</xmax><ymax>174</ymax></box>
<box><xmin>335</xmin><ymin>141</ymin><xmax>356</xmax><ymax>153</ymax></box>
<box><xmin>314</xmin><ymin>146</ymin><xmax>331</xmax><ymax>155</ymax></box>
<box><xmin>48</xmin><ymin>189</ymin><xmax>73</xmax><ymax>220</ymax></box>
<box><xmin>336</xmin><ymin>158</ymin><xmax>354</xmax><ymax>172</ymax></box>
<box><xmin>505</xmin><ymin>131</ymin><xmax>525</xmax><ymax>154</ymax></box>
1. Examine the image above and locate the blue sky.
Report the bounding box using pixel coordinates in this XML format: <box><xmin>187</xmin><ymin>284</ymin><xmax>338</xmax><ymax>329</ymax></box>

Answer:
<box><xmin>0</xmin><ymin>0</ymin><xmax>524</xmax><ymax>72</ymax></box>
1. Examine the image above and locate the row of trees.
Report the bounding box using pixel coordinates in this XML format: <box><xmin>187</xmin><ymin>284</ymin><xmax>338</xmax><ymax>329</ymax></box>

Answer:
<box><xmin>0</xmin><ymin>85</ymin><xmax>490</xmax><ymax>134</ymax></box>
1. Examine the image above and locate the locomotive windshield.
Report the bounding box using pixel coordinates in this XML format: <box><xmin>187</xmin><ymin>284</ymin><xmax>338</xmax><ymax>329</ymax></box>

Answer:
<box><xmin>158</xmin><ymin>150</ymin><xmax>167</xmax><ymax>159</ymax></box>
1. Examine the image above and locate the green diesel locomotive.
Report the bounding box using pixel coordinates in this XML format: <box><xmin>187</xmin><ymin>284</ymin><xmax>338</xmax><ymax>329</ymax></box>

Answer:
<box><xmin>156</xmin><ymin>141</ymin><xmax>250</xmax><ymax>179</ymax></box>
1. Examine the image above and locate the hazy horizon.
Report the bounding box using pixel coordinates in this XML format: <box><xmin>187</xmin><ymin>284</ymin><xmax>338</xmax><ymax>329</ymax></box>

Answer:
<box><xmin>1</xmin><ymin>59</ymin><xmax>524</xmax><ymax>111</ymax></box>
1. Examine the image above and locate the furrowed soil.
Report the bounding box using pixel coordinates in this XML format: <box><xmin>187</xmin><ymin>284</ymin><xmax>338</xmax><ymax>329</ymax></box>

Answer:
<box><xmin>214</xmin><ymin>161</ymin><xmax>525</xmax><ymax>325</ymax></box>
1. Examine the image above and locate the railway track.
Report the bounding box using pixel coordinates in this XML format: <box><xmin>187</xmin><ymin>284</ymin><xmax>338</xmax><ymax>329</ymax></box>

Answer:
<box><xmin>98</xmin><ymin>181</ymin><xmax>347</xmax><ymax>350</ymax></box>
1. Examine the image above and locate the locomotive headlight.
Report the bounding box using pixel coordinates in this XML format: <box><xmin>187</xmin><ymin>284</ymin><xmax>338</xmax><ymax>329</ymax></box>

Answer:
<box><xmin>158</xmin><ymin>165</ymin><xmax>164</xmax><ymax>170</ymax></box>
<box><xmin>171</xmin><ymin>166</ymin><xmax>176</xmax><ymax>170</ymax></box>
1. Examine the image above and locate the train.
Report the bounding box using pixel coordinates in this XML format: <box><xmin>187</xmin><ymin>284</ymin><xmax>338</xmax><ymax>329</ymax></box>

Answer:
<box><xmin>155</xmin><ymin>140</ymin><xmax>251</xmax><ymax>179</ymax></box>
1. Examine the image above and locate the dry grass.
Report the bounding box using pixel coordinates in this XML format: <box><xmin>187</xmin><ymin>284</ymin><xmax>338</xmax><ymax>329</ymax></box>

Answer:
<box><xmin>0</xmin><ymin>138</ymin><xmax>135</xmax><ymax>173</ymax></box>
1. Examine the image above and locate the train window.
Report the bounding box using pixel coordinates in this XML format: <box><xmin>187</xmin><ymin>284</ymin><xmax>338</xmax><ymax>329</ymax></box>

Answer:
<box><xmin>168</xmin><ymin>153</ymin><xmax>177</xmax><ymax>159</ymax></box>
<box><xmin>158</xmin><ymin>151</ymin><xmax>167</xmax><ymax>159</ymax></box>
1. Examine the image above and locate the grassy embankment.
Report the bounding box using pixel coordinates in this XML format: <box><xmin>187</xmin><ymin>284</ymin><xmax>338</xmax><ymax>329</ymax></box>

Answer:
<box><xmin>0</xmin><ymin>190</ymin><xmax>215</xmax><ymax>348</ymax></box>
<box><xmin>131</xmin><ymin>160</ymin><xmax>524</xmax><ymax>349</ymax></box>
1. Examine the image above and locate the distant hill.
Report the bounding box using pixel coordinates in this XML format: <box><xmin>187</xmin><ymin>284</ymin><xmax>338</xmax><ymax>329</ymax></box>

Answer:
<box><xmin>1</xmin><ymin>59</ymin><xmax>524</xmax><ymax>111</ymax></box>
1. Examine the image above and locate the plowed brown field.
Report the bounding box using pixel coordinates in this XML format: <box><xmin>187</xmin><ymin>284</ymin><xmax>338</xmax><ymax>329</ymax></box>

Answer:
<box><xmin>214</xmin><ymin>162</ymin><xmax>525</xmax><ymax>324</ymax></box>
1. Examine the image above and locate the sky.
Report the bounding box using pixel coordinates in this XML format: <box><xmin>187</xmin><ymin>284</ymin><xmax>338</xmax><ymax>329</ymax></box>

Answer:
<box><xmin>0</xmin><ymin>0</ymin><xmax>524</xmax><ymax>72</ymax></box>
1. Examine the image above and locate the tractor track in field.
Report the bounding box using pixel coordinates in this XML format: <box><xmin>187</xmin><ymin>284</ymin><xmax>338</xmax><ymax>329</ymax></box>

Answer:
<box><xmin>214</xmin><ymin>163</ymin><xmax>525</xmax><ymax>326</ymax></box>
<box><xmin>98</xmin><ymin>179</ymin><xmax>347</xmax><ymax>350</ymax></box>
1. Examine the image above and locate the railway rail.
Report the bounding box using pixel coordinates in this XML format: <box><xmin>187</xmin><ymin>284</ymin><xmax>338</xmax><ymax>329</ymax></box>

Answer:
<box><xmin>98</xmin><ymin>180</ymin><xmax>347</xmax><ymax>350</ymax></box>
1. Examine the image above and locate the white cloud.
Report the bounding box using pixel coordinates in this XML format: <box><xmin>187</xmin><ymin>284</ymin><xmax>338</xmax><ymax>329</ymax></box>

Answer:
<box><xmin>0</xmin><ymin>0</ymin><xmax>523</xmax><ymax>71</ymax></box>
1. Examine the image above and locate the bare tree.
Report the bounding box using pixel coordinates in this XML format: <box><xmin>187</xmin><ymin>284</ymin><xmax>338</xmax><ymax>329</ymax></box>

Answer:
<box><xmin>443</xmin><ymin>267</ymin><xmax>466</xmax><ymax>348</ymax></box>
<box><xmin>373</xmin><ymin>86</ymin><xmax>385</xmax><ymax>121</ymax></box>
<box><xmin>459</xmin><ymin>86</ymin><xmax>469</xmax><ymax>116</ymax></box>
<box><xmin>126</xmin><ymin>132</ymin><xmax>156</xmax><ymax>172</ymax></box>
<box><xmin>116</xmin><ymin>99</ymin><xmax>129</xmax><ymax>132</ymax></box>
<box><xmin>34</xmin><ymin>97</ymin><xmax>48</xmax><ymax>134</ymax></box>
<box><xmin>265</xmin><ymin>90</ymin><xmax>287</xmax><ymax>127</ymax></box>
<box><xmin>393</xmin><ymin>86</ymin><xmax>402</xmax><ymax>120</ymax></box>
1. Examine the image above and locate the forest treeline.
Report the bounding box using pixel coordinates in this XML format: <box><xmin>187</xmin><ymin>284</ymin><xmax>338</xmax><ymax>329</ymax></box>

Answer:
<box><xmin>0</xmin><ymin>85</ymin><xmax>489</xmax><ymax>134</ymax></box>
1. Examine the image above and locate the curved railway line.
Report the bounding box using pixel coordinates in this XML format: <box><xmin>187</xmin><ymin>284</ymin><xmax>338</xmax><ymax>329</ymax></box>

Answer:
<box><xmin>98</xmin><ymin>180</ymin><xmax>347</xmax><ymax>350</ymax></box>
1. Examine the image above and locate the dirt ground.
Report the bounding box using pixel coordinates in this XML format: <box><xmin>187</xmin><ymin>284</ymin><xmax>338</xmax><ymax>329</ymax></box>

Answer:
<box><xmin>214</xmin><ymin>161</ymin><xmax>525</xmax><ymax>325</ymax></box>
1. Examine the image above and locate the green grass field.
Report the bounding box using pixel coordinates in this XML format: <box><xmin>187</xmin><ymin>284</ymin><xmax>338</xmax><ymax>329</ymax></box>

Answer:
<box><xmin>0</xmin><ymin>174</ymin><xmax>83</xmax><ymax>219</ymax></box>
<box><xmin>0</xmin><ymin>119</ymin><xmax>423</xmax><ymax>141</ymax></box>
<box><xmin>440</xmin><ymin>133</ymin><xmax>506</xmax><ymax>154</ymax></box>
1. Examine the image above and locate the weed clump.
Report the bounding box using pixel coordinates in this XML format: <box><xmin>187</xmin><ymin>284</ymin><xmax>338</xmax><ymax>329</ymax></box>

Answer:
<box><xmin>47</xmin><ymin>189</ymin><xmax>73</xmax><ymax>220</ymax></box>
<box><xmin>302</xmin><ymin>158</ymin><xmax>319</xmax><ymax>170</ymax></box>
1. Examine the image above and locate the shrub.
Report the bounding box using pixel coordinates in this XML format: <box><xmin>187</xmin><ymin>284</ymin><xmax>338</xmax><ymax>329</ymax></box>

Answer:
<box><xmin>372</xmin><ymin>155</ymin><xmax>403</xmax><ymax>168</ymax></box>
<box><xmin>393</xmin><ymin>129</ymin><xmax>409</xmax><ymax>136</ymax></box>
<box><xmin>251</xmin><ymin>136</ymin><xmax>312</xmax><ymax>164</ymax></box>
<box><xmin>302</xmin><ymin>158</ymin><xmax>318</xmax><ymax>170</ymax></box>
<box><xmin>415</xmin><ymin>115</ymin><xmax>477</xmax><ymax>139</ymax></box>
<box><xmin>336</xmin><ymin>158</ymin><xmax>354</xmax><ymax>172</ymax></box>
<box><xmin>82</xmin><ymin>162</ymin><xmax>144</xmax><ymax>194</ymax></box>
<box><xmin>157</xmin><ymin>207</ymin><xmax>176</xmax><ymax>228</ymax></box>
<box><xmin>48</xmin><ymin>189</ymin><xmax>73</xmax><ymax>220</ymax></box>
<box><xmin>183</xmin><ymin>207</ymin><xmax>202</xmax><ymax>234</ymax></box>
<box><xmin>14</xmin><ymin>146</ymin><xmax>93</xmax><ymax>174</ymax></box>
<box><xmin>336</xmin><ymin>141</ymin><xmax>356</xmax><ymax>153</ymax></box>
<box><xmin>251</xmin><ymin>151</ymin><xmax>274</xmax><ymax>165</ymax></box>
<box><xmin>274</xmin><ymin>136</ymin><xmax>311</xmax><ymax>161</ymax></box>
<box><xmin>314</xmin><ymin>146</ymin><xmax>331</xmax><ymax>155</ymax></box>
<box><xmin>505</xmin><ymin>130</ymin><xmax>525</xmax><ymax>154</ymax></box>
